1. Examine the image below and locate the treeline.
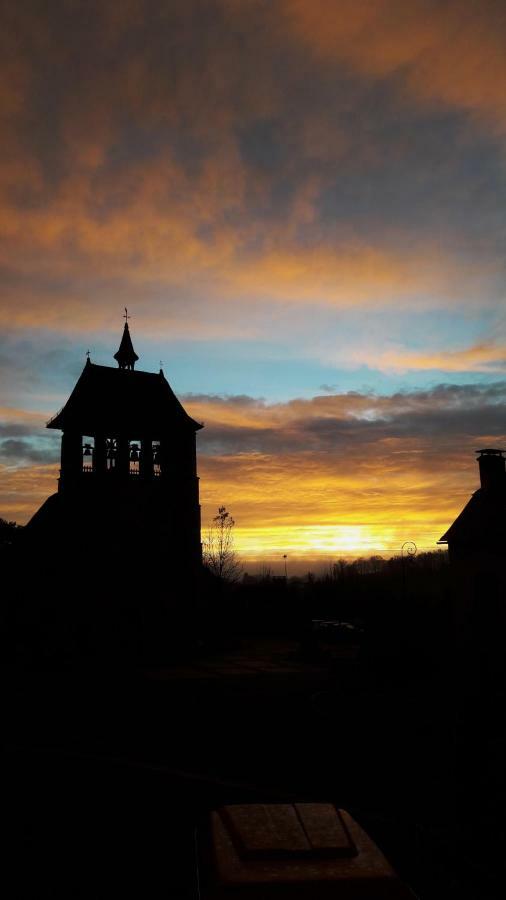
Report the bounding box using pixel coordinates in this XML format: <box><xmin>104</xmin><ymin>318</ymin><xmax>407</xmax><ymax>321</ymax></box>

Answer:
<box><xmin>0</xmin><ymin>516</ymin><xmax>451</xmax><ymax>673</ymax></box>
<box><xmin>217</xmin><ymin>550</ymin><xmax>453</xmax><ymax>681</ymax></box>
<box><xmin>236</xmin><ymin>550</ymin><xmax>450</xmax><ymax>625</ymax></box>
<box><xmin>0</xmin><ymin>517</ymin><xmax>22</xmax><ymax>549</ymax></box>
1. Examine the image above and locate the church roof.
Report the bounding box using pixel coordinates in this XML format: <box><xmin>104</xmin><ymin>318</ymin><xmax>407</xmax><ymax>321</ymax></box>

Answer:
<box><xmin>47</xmin><ymin>361</ymin><xmax>203</xmax><ymax>435</ymax></box>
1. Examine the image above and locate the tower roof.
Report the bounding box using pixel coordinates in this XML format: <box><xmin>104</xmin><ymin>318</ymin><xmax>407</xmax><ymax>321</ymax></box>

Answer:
<box><xmin>113</xmin><ymin>322</ymin><xmax>139</xmax><ymax>370</ymax></box>
<box><xmin>47</xmin><ymin>362</ymin><xmax>203</xmax><ymax>435</ymax></box>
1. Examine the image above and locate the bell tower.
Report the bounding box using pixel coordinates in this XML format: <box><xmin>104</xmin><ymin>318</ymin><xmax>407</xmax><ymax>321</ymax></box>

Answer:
<box><xmin>28</xmin><ymin>317</ymin><xmax>203</xmax><ymax>572</ymax></box>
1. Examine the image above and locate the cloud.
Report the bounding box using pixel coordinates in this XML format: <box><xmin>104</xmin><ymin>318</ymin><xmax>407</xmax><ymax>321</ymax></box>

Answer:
<box><xmin>3</xmin><ymin>382</ymin><xmax>503</xmax><ymax>561</ymax></box>
<box><xmin>0</xmin><ymin>0</ymin><xmax>504</xmax><ymax>339</ymax></box>
<box><xmin>0</xmin><ymin>463</ymin><xmax>59</xmax><ymax>521</ymax></box>
<box><xmin>0</xmin><ymin>438</ymin><xmax>57</xmax><ymax>464</ymax></box>
<box><xmin>1</xmin><ymin>231</ymin><xmax>492</xmax><ymax>338</ymax></box>
<box><xmin>192</xmin><ymin>382</ymin><xmax>505</xmax><ymax>559</ymax></box>
<box><xmin>0</xmin><ymin>406</ymin><xmax>48</xmax><ymax>431</ymax></box>
<box><xmin>0</xmin><ymin>407</ymin><xmax>59</xmax><ymax>466</ymax></box>
<box><xmin>283</xmin><ymin>0</ymin><xmax>506</xmax><ymax>131</ymax></box>
<box><xmin>357</xmin><ymin>340</ymin><xmax>506</xmax><ymax>373</ymax></box>
<box><xmin>1</xmin><ymin>136</ymin><xmax>495</xmax><ymax>335</ymax></box>
<box><xmin>189</xmin><ymin>382</ymin><xmax>506</xmax><ymax>455</ymax></box>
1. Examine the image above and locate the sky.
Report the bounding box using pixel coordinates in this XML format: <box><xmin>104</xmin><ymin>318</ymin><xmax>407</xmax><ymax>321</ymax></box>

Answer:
<box><xmin>1</xmin><ymin>0</ymin><xmax>506</xmax><ymax>570</ymax></box>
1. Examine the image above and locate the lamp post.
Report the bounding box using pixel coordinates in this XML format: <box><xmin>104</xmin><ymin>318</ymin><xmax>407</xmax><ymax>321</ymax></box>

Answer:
<box><xmin>401</xmin><ymin>541</ymin><xmax>417</xmax><ymax>599</ymax></box>
<box><xmin>283</xmin><ymin>554</ymin><xmax>288</xmax><ymax>580</ymax></box>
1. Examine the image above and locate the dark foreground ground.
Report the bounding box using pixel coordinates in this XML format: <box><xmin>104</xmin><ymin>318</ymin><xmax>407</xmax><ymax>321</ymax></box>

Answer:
<box><xmin>4</xmin><ymin>638</ymin><xmax>505</xmax><ymax>899</ymax></box>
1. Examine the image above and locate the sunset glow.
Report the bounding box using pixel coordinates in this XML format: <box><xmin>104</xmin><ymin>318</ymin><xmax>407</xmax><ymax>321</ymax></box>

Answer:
<box><xmin>1</xmin><ymin>1</ymin><xmax>505</xmax><ymax>565</ymax></box>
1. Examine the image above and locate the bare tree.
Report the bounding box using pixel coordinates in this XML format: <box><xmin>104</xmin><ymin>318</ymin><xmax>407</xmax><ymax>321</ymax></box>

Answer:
<box><xmin>203</xmin><ymin>506</ymin><xmax>242</xmax><ymax>582</ymax></box>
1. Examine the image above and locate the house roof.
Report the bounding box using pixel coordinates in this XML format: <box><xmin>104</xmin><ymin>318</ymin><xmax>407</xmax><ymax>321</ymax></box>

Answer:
<box><xmin>438</xmin><ymin>487</ymin><xmax>506</xmax><ymax>546</ymax></box>
<box><xmin>47</xmin><ymin>360</ymin><xmax>203</xmax><ymax>435</ymax></box>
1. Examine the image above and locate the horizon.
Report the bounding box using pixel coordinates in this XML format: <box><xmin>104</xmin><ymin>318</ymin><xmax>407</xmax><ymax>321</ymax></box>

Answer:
<box><xmin>1</xmin><ymin>1</ymin><xmax>505</xmax><ymax>562</ymax></box>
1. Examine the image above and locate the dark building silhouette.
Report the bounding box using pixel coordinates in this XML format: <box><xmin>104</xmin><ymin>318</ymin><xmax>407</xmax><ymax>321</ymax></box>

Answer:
<box><xmin>26</xmin><ymin>320</ymin><xmax>203</xmax><ymax>572</ymax></box>
<box><xmin>439</xmin><ymin>449</ymin><xmax>506</xmax><ymax>689</ymax></box>
<box><xmin>438</xmin><ymin>448</ymin><xmax>506</xmax><ymax>561</ymax></box>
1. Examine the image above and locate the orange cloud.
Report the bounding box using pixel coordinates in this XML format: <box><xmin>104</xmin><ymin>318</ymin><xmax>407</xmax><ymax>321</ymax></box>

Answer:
<box><xmin>0</xmin><ymin>406</ymin><xmax>48</xmax><ymax>428</ymax></box>
<box><xmin>0</xmin><ymin>146</ymin><xmax>493</xmax><ymax>335</ymax></box>
<box><xmin>0</xmin><ymin>463</ymin><xmax>58</xmax><ymax>521</ymax></box>
<box><xmin>358</xmin><ymin>341</ymin><xmax>506</xmax><ymax>373</ymax></box>
<box><xmin>283</xmin><ymin>0</ymin><xmax>506</xmax><ymax>130</ymax></box>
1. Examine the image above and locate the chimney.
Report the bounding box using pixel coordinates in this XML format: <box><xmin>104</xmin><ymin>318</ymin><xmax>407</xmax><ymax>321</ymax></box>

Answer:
<box><xmin>476</xmin><ymin>448</ymin><xmax>506</xmax><ymax>491</ymax></box>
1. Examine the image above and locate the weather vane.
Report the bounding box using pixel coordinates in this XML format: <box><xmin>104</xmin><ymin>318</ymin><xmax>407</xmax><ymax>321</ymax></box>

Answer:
<box><xmin>86</xmin><ymin>349</ymin><xmax>90</xmax><ymax>359</ymax></box>
<box><xmin>123</xmin><ymin>307</ymin><xmax>130</xmax><ymax>323</ymax></box>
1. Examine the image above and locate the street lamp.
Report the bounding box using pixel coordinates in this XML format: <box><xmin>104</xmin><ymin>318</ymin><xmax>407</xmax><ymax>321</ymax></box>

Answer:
<box><xmin>401</xmin><ymin>541</ymin><xmax>417</xmax><ymax>598</ymax></box>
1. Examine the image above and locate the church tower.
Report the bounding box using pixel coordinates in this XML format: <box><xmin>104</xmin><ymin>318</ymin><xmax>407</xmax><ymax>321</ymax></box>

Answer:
<box><xmin>27</xmin><ymin>314</ymin><xmax>203</xmax><ymax>572</ymax></box>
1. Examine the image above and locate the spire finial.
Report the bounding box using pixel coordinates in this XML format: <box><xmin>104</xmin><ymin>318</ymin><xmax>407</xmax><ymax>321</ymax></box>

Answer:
<box><xmin>114</xmin><ymin>311</ymin><xmax>139</xmax><ymax>370</ymax></box>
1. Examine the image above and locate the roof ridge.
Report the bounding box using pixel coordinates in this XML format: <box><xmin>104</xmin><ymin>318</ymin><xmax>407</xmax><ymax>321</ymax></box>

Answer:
<box><xmin>88</xmin><ymin>362</ymin><xmax>161</xmax><ymax>376</ymax></box>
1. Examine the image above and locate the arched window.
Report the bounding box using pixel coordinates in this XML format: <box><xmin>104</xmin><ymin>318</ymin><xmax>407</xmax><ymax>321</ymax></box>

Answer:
<box><xmin>129</xmin><ymin>440</ymin><xmax>141</xmax><ymax>475</ymax></box>
<box><xmin>152</xmin><ymin>441</ymin><xmax>161</xmax><ymax>476</ymax></box>
<box><xmin>106</xmin><ymin>438</ymin><xmax>117</xmax><ymax>471</ymax></box>
<box><xmin>82</xmin><ymin>436</ymin><xmax>94</xmax><ymax>472</ymax></box>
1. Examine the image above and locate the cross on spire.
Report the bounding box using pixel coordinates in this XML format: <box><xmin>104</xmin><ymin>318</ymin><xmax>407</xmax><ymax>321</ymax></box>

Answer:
<box><xmin>123</xmin><ymin>307</ymin><xmax>130</xmax><ymax>323</ymax></box>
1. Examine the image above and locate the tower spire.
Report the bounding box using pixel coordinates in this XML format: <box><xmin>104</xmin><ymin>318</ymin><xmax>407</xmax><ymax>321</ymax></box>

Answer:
<box><xmin>114</xmin><ymin>309</ymin><xmax>139</xmax><ymax>370</ymax></box>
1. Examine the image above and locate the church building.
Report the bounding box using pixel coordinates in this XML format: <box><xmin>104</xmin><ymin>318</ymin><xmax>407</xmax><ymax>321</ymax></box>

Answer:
<box><xmin>27</xmin><ymin>316</ymin><xmax>203</xmax><ymax>574</ymax></box>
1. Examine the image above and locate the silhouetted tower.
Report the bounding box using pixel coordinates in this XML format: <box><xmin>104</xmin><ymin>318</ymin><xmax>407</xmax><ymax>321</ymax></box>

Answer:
<box><xmin>28</xmin><ymin>318</ymin><xmax>203</xmax><ymax>571</ymax></box>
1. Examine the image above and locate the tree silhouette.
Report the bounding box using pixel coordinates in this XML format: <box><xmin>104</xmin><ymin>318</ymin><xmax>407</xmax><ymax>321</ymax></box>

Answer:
<box><xmin>203</xmin><ymin>506</ymin><xmax>242</xmax><ymax>582</ymax></box>
<box><xmin>0</xmin><ymin>518</ymin><xmax>21</xmax><ymax>548</ymax></box>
